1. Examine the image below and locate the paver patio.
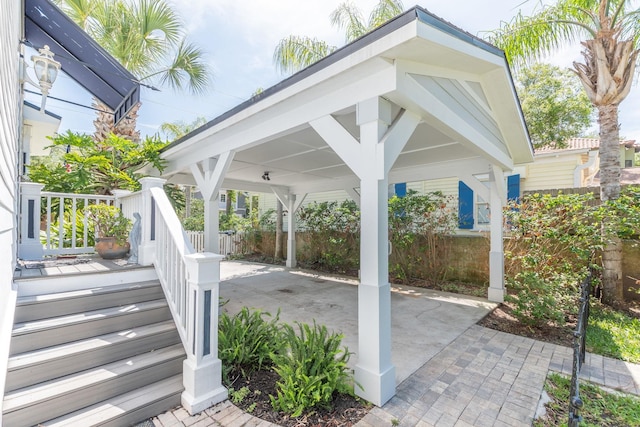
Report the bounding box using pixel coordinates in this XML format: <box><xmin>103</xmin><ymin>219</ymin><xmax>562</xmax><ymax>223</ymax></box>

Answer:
<box><xmin>138</xmin><ymin>261</ymin><xmax>640</xmax><ymax>426</ymax></box>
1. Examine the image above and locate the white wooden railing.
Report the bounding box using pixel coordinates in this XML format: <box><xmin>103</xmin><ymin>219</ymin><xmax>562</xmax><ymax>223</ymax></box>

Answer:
<box><xmin>186</xmin><ymin>230</ymin><xmax>242</xmax><ymax>255</ymax></box>
<box><xmin>148</xmin><ymin>185</ymin><xmax>227</xmax><ymax>414</ymax></box>
<box><xmin>18</xmin><ymin>182</ymin><xmax>122</xmax><ymax>260</ymax></box>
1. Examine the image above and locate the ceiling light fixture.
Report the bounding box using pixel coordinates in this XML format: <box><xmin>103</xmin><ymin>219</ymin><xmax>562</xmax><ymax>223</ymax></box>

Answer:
<box><xmin>261</xmin><ymin>171</ymin><xmax>270</xmax><ymax>181</ymax></box>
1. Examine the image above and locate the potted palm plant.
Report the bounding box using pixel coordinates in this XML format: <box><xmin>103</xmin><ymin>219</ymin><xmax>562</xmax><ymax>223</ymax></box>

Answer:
<box><xmin>87</xmin><ymin>204</ymin><xmax>132</xmax><ymax>259</ymax></box>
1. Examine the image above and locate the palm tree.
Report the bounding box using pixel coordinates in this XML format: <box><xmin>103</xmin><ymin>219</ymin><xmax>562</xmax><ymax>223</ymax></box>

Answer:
<box><xmin>55</xmin><ymin>0</ymin><xmax>212</xmax><ymax>141</ymax></box>
<box><xmin>273</xmin><ymin>0</ymin><xmax>403</xmax><ymax>74</ymax></box>
<box><xmin>490</xmin><ymin>0</ymin><xmax>640</xmax><ymax>304</ymax></box>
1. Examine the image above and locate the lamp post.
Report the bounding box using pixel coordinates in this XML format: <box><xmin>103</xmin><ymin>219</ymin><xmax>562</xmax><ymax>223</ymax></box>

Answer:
<box><xmin>24</xmin><ymin>45</ymin><xmax>61</xmax><ymax>112</ymax></box>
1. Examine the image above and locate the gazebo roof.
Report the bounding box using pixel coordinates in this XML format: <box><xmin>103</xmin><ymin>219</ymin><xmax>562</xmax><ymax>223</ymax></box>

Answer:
<box><xmin>157</xmin><ymin>5</ymin><xmax>533</xmax><ymax>195</ymax></box>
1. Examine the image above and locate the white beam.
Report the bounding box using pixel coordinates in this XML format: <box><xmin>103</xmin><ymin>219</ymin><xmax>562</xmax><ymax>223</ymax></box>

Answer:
<box><xmin>309</xmin><ymin>115</ymin><xmax>363</xmax><ymax>178</ymax></box>
<box><xmin>162</xmin><ymin>61</ymin><xmax>396</xmax><ymax>175</ymax></box>
<box><xmin>380</xmin><ymin>109</ymin><xmax>421</xmax><ymax>175</ymax></box>
<box><xmin>190</xmin><ymin>152</ymin><xmax>235</xmax><ymax>253</ymax></box>
<box><xmin>459</xmin><ymin>173</ymin><xmax>489</xmax><ymax>202</ymax></box>
<box><xmin>390</xmin><ymin>72</ymin><xmax>514</xmax><ymax>171</ymax></box>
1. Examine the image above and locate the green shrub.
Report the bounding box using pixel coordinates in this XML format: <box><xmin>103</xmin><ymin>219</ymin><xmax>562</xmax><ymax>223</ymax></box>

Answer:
<box><xmin>270</xmin><ymin>321</ymin><xmax>353</xmax><ymax>417</ymax></box>
<box><xmin>218</xmin><ymin>308</ymin><xmax>282</xmax><ymax>382</ymax></box>
<box><xmin>503</xmin><ymin>192</ymin><xmax>599</xmax><ymax>327</ymax></box>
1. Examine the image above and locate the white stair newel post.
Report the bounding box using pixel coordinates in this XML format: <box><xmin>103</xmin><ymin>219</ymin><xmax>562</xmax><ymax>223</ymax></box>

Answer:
<box><xmin>138</xmin><ymin>177</ymin><xmax>166</xmax><ymax>266</ymax></box>
<box><xmin>182</xmin><ymin>252</ymin><xmax>227</xmax><ymax>414</ymax></box>
<box><xmin>488</xmin><ymin>165</ymin><xmax>506</xmax><ymax>302</ymax></box>
<box><xmin>19</xmin><ymin>182</ymin><xmax>45</xmax><ymax>260</ymax></box>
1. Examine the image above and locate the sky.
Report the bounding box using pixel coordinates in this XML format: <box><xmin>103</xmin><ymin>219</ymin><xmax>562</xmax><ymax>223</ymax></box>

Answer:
<box><xmin>25</xmin><ymin>0</ymin><xmax>640</xmax><ymax>143</ymax></box>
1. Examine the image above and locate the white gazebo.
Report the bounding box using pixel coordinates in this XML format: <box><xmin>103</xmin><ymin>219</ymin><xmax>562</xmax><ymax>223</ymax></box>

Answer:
<box><xmin>152</xmin><ymin>6</ymin><xmax>533</xmax><ymax>406</ymax></box>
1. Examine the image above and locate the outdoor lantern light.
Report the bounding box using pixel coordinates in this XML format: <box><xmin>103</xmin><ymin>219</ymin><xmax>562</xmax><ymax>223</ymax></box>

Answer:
<box><xmin>262</xmin><ymin>171</ymin><xmax>271</xmax><ymax>181</ymax></box>
<box><xmin>24</xmin><ymin>45</ymin><xmax>61</xmax><ymax>112</ymax></box>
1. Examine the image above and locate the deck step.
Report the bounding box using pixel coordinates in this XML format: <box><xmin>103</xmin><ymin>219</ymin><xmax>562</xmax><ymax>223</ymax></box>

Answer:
<box><xmin>10</xmin><ymin>299</ymin><xmax>171</xmax><ymax>355</ymax></box>
<box><xmin>2</xmin><ymin>344</ymin><xmax>185</xmax><ymax>427</ymax></box>
<box><xmin>41</xmin><ymin>375</ymin><xmax>183</xmax><ymax>427</ymax></box>
<box><xmin>14</xmin><ymin>280</ymin><xmax>164</xmax><ymax>322</ymax></box>
<box><xmin>6</xmin><ymin>320</ymin><xmax>180</xmax><ymax>392</ymax></box>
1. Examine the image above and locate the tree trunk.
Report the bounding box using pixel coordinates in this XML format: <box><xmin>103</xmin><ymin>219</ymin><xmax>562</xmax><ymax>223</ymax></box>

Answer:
<box><xmin>275</xmin><ymin>200</ymin><xmax>284</xmax><ymax>259</ymax></box>
<box><xmin>93</xmin><ymin>98</ymin><xmax>141</xmax><ymax>143</ymax></box>
<box><xmin>598</xmin><ymin>104</ymin><xmax>623</xmax><ymax>305</ymax></box>
<box><xmin>225</xmin><ymin>190</ymin><xmax>233</xmax><ymax>216</ymax></box>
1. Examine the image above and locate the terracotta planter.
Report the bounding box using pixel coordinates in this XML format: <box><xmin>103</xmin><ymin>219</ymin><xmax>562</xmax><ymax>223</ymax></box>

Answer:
<box><xmin>95</xmin><ymin>237</ymin><xmax>130</xmax><ymax>259</ymax></box>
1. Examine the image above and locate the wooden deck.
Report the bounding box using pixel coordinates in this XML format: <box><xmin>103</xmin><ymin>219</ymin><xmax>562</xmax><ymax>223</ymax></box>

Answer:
<box><xmin>14</xmin><ymin>255</ymin><xmax>143</xmax><ymax>279</ymax></box>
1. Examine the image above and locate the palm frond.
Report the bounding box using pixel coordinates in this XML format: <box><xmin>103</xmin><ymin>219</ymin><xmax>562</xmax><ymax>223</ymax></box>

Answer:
<box><xmin>273</xmin><ymin>35</ymin><xmax>337</xmax><ymax>74</ymax></box>
<box><xmin>329</xmin><ymin>1</ymin><xmax>367</xmax><ymax>43</ymax></box>
<box><xmin>156</xmin><ymin>40</ymin><xmax>212</xmax><ymax>95</ymax></box>
<box><xmin>136</xmin><ymin>0</ymin><xmax>181</xmax><ymax>46</ymax></box>
<box><xmin>488</xmin><ymin>0</ymin><xmax>601</xmax><ymax>69</ymax></box>
<box><xmin>367</xmin><ymin>0</ymin><xmax>404</xmax><ymax>30</ymax></box>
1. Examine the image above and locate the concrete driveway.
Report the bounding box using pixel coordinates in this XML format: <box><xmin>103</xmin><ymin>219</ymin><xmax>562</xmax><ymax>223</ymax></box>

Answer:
<box><xmin>219</xmin><ymin>260</ymin><xmax>496</xmax><ymax>384</ymax></box>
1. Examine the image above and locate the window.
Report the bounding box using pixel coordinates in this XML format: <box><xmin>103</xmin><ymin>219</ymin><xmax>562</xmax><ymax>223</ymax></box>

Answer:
<box><xmin>220</xmin><ymin>193</ymin><xmax>226</xmax><ymax>203</ymax></box>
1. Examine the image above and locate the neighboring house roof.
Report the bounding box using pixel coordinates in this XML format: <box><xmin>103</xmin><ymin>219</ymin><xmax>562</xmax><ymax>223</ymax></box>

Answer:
<box><xmin>24</xmin><ymin>0</ymin><xmax>140</xmax><ymax>125</ymax></box>
<box><xmin>535</xmin><ymin>138</ymin><xmax>639</xmax><ymax>155</ymax></box>
<box><xmin>23</xmin><ymin>100</ymin><xmax>61</xmax><ymax>121</ymax></box>
<box><xmin>591</xmin><ymin>167</ymin><xmax>640</xmax><ymax>186</ymax></box>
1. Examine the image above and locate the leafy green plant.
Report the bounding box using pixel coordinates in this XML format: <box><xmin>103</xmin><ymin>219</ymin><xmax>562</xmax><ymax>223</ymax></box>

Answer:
<box><xmin>296</xmin><ymin>200</ymin><xmax>360</xmax><ymax>273</ymax></box>
<box><xmin>86</xmin><ymin>204</ymin><xmax>132</xmax><ymax>246</ymax></box>
<box><xmin>388</xmin><ymin>191</ymin><xmax>458</xmax><ymax>284</ymax></box>
<box><xmin>270</xmin><ymin>321</ymin><xmax>354</xmax><ymax>417</ymax></box>
<box><xmin>503</xmin><ymin>192</ymin><xmax>599</xmax><ymax>327</ymax></box>
<box><xmin>218</xmin><ymin>308</ymin><xmax>282</xmax><ymax>382</ymax></box>
<box><xmin>29</xmin><ymin>131</ymin><xmax>167</xmax><ymax>195</ymax></box>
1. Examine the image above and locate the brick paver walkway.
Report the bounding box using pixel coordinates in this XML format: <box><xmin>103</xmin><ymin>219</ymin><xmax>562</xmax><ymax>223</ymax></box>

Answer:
<box><xmin>147</xmin><ymin>325</ymin><xmax>640</xmax><ymax>427</ymax></box>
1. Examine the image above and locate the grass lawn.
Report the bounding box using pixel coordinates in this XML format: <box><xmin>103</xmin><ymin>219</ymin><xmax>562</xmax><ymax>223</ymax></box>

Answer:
<box><xmin>586</xmin><ymin>302</ymin><xmax>640</xmax><ymax>364</ymax></box>
<box><xmin>534</xmin><ymin>373</ymin><xmax>640</xmax><ymax>427</ymax></box>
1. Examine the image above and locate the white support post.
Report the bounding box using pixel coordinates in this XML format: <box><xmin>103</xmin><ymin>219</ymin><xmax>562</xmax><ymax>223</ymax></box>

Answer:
<box><xmin>354</xmin><ymin>97</ymin><xmax>396</xmax><ymax>407</ymax></box>
<box><xmin>488</xmin><ymin>165</ymin><xmax>506</xmax><ymax>302</ymax></box>
<box><xmin>138</xmin><ymin>177</ymin><xmax>166</xmax><ymax>266</ymax></box>
<box><xmin>190</xmin><ymin>153</ymin><xmax>234</xmax><ymax>253</ymax></box>
<box><xmin>18</xmin><ymin>182</ymin><xmax>44</xmax><ymax>260</ymax></box>
<box><xmin>310</xmin><ymin>98</ymin><xmax>418</xmax><ymax>406</ymax></box>
<box><xmin>286</xmin><ymin>194</ymin><xmax>297</xmax><ymax>268</ymax></box>
<box><xmin>182</xmin><ymin>252</ymin><xmax>228</xmax><ymax>414</ymax></box>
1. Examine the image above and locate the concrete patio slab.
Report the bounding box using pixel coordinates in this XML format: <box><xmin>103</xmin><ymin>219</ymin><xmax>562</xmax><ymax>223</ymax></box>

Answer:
<box><xmin>219</xmin><ymin>261</ymin><xmax>496</xmax><ymax>384</ymax></box>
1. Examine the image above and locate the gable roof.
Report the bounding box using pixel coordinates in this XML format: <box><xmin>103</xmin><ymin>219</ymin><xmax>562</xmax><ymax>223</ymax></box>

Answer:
<box><xmin>155</xmin><ymin>6</ymin><xmax>532</xmax><ymax>195</ymax></box>
<box><xmin>24</xmin><ymin>0</ymin><xmax>140</xmax><ymax>125</ymax></box>
<box><xmin>163</xmin><ymin>6</ymin><xmax>521</xmax><ymax>154</ymax></box>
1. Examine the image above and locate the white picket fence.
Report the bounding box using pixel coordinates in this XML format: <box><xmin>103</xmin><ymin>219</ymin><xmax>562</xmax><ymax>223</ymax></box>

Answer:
<box><xmin>186</xmin><ymin>231</ymin><xmax>242</xmax><ymax>255</ymax></box>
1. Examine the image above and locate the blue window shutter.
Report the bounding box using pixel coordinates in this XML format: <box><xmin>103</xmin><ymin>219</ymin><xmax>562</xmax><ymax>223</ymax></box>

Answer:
<box><xmin>395</xmin><ymin>182</ymin><xmax>407</xmax><ymax>197</ymax></box>
<box><xmin>458</xmin><ymin>181</ymin><xmax>474</xmax><ymax>229</ymax></box>
<box><xmin>507</xmin><ymin>174</ymin><xmax>520</xmax><ymax>202</ymax></box>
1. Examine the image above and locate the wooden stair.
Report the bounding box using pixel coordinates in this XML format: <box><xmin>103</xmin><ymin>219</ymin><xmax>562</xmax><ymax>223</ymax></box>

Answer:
<box><xmin>2</xmin><ymin>275</ymin><xmax>185</xmax><ymax>427</ymax></box>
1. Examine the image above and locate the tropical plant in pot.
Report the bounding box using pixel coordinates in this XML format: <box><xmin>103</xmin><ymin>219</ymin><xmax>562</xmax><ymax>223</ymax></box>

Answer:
<box><xmin>87</xmin><ymin>204</ymin><xmax>132</xmax><ymax>259</ymax></box>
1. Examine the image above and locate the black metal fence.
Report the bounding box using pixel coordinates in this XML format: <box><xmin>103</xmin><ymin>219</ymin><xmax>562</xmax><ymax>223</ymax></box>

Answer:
<box><xmin>569</xmin><ymin>272</ymin><xmax>593</xmax><ymax>427</ymax></box>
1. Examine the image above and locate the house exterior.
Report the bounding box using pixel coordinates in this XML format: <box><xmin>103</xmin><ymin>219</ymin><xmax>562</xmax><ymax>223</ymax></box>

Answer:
<box><xmin>4</xmin><ymin>1</ymin><xmax>533</xmax><ymax>424</ymax></box>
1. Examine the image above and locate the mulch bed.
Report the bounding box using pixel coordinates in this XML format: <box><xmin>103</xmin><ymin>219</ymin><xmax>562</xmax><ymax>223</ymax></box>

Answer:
<box><xmin>226</xmin><ymin>369</ymin><xmax>371</xmax><ymax>427</ymax></box>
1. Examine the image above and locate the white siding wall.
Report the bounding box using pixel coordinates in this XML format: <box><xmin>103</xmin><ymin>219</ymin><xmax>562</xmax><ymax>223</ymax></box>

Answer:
<box><xmin>522</xmin><ymin>157</ymin><xmax>578</xmax><ymax>191</ymax></box>
<box><xmin>0</xmin><ymin>0</ymin><xmax>22</xmax><ymax>417</ymax></box>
